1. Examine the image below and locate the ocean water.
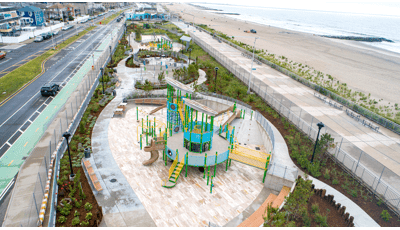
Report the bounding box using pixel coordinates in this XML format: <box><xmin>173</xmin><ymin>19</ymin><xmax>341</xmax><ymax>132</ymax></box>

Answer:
<box><xmin>191</xmin><ymin>3</ymin><xmax>400</xmax><ymax>54</ymax></box>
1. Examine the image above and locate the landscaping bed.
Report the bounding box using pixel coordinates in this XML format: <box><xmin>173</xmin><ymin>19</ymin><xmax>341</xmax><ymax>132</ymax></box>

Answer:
<box><xmin>265</xmin><ymin>177</ymin><xmax>350</xmax><ymax>227</ymax></box>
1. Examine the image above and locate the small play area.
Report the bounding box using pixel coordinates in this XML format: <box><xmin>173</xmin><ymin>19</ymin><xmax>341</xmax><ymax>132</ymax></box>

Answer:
<box><xmin>107</xmin><ymin>78</ymin><xmax>277</xmax><ymax>227</ymax></box>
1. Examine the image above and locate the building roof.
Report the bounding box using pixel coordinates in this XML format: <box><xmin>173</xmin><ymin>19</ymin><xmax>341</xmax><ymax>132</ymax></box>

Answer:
<box><xmin>180</xmin><ymin>35</ymin><xmax>191</xmax><ymax>43</ymax></box>
<box><xmin>183</xmin><ymin>98</ymin><xmax>218</xmax><ymax>116</ymax></box>
<box><xmin>18</xmin><ymin>6</ymin><xmax>43</xmax><ymax>12</ymax></box>
<box><xmin>47</xmin><ymin>3</ymin><xmax>65</xmax><ymax>10</ymax></box>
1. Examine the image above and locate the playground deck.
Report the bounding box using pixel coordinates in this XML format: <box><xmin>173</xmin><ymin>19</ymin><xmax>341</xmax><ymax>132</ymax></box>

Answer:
<box><xmin>107</xmin><ymin>105</ymin><xmax>267</xmax><ymax>227</ymax></box>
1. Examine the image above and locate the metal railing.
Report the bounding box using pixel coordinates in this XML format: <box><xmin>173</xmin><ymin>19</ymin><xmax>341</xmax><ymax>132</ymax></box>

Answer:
<box><xmin>189</xmin><ymin>30</ymin><xmax>400</xmax><ymax>214</ymax></box>
<box><xmin>7</xmin><ymin>24</ymin><xmax>126</xmax><ymax>227</ymax></box>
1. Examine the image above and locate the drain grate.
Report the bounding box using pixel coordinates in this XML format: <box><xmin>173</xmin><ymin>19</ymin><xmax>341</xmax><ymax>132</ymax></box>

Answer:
<box><xmin>22</xmin><ymin>156</ymin><xmax>27</xmax><ymax>160</ymax></box>
<box><xmin>110</xmin><ymin>179</ymin><xmax>117</xmax><ymax>183</ymax></box>
<box><xmin>255</xmin><ymin>147</ymin><xmax>260</xmax><ymax>150</ymax></box>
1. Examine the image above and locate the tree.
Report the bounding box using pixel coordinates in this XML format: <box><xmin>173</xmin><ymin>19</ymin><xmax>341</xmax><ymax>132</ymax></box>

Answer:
<box><xmin>158</xmin><ymin>71</ymin><xmax>165</xmax><ymax>84</ymax></box>
<box><xmin>188</xmin><ymin>64</ymin><xmax>199</xmax><ymax>80</ymax></box>
<box><xmin>142</xmin><ymin>79</ymin><xmax>153</xmax><ymax>96</ymax></box>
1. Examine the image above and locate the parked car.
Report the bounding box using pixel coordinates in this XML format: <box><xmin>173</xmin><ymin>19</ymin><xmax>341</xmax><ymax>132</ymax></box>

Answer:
<box><xmin>53</xmin><ymin>30</ymin><xmax>59</xmax><ymax>36</ymax></box>
<box><xmin>0</xmin><ymin>51</ymin><xmax>6</xmax><ymax>59</ymax></box>
<box><xmin>47</xmin><ymin>32</ymin><xmax>53</xmax><ymax>37</ymax></box>
<box><xmin>34</xmin><ymin>36</ymin><xmax>44</xmax><ymax>42</ymax></box>
<box><xmin>40</xmin><ymin>83</ymin><xmax>59</xmax><ymax>96</ymax></box>
<box><xmin>41</xmin><ymin>33</ymin><xmax>51</xmax><ymax>39</ymax></box>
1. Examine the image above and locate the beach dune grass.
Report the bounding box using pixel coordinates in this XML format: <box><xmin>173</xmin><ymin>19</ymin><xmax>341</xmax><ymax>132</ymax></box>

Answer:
<box><xmin>0</xmin><ymin>26</ymin><xmax>95</xmax><ymax>103</ymax></box>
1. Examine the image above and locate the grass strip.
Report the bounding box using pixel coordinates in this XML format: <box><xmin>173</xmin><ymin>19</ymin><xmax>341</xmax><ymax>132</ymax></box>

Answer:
<box><xmin>0</xmin><ymin>26</ymin><xmax>95</xmax><ymax>103</ymax></box>
<box><xmin>97</xmin><ymin>11</ymin><xmax>122</xmax><ymax>25</ymax></box>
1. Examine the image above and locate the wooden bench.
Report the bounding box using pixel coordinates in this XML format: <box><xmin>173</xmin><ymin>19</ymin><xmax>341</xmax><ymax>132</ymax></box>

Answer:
<box><xmin>238</xmin><ymin>186</ymin><xmax>290</xmax><ymax>227</ymax></box>
<box><xmin>118</xmin><ymin>102</ymin><xmax>127</xmax><ymax>111</ymax></box>
<box><xmin>113</xmin><ymin>108</ymin><xmax>124</xmax><ymax>116</ymax></box>
<box><xmin>82</xmin><ymin>159</ymin><xmax>102</xmax><ymax>191</ymax></box>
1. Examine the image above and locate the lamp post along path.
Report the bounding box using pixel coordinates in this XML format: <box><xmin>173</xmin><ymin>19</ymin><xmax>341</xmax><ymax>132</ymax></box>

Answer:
<box><xmin>311</xmin><ymin>122</ymin><xmax>325</xmax><ymax>163</ymax></box>
<box><xmin>247</xmin><ymin>37</ymin><xmax>258</xmax><ymax>94</ymax></box>
<box><xmin>63</xmin><ymin>132</ymin><xmax>75</xmax><ymax>181</ymax></box>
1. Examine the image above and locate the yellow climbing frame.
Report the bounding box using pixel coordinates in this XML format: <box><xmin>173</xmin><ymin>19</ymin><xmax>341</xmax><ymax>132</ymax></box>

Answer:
<box><xmin>230</xmin><ymin>144</ymin><xmax>271</xmax><ymax>170</ymax></box>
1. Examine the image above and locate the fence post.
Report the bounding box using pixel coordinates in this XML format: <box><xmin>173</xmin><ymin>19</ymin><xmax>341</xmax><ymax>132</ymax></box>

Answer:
<box><xmin>337</xmin><ymin>138</ymin><xmax>343</xmax><ymax>156</ymax></box>
<box><xmin>309</xmin><ymin>117</ymin><xmax>314</xmax><ymax>137</ymax></box>
<box><xmin>283</xmin><ymin>166</ymin><xmax>287</xmax><ymax>179</ymax></box>
<box><xmin>298</xmin><ymin>109</ymin><xmax>302</xmax><ymax>126</ymax></box>
<box><xmin>59</xmin><ymin>119</ymin><xmax>62</xmax><ymax>137</ymax></box>
<box><xmin>33</xmin><ymin>193</ymin><xmax>39</xmax><ymax>216</ymax></box>
<box><xmin>375</xmin><ymin>167</ymin><xmax>385</xmax><ymax>192</ymax></box>
<box><xmin>38</xmin><ymin>173</ymin><xmax>44</xmax><ymax>194</ymax></box>
<box><xmin>354</xmin><ymin>151</ymin><xmax>362</xmax><ymax>174</ymax></box>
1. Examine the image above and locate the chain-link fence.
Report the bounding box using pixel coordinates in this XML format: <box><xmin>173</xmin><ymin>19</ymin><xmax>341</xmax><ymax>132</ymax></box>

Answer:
<box><xmin>3</xmin><ymin>24</ymin><xmax>125</xmax><ymax>227</ymax></box>
<box><xmin>189</xmin><ymin>30</ymin><xmax>400</xmax><ymax>214</ymax></box>
<box><xmin>192</xmin><ymin>26</ymin><xmax>400</xmax><ymax>135</ymax></box>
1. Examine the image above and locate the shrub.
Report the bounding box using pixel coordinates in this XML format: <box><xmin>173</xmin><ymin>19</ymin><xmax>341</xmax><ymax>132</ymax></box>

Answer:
<box><xmin>381</xmin><ymin>210</ymin><xmax>391</xmax><ymax>222</ymax></box>
<box><xmin>60</xmin><ymin>206</ymin><xmax>70</xmax><ymax>216</ymax></box>
<box><xmin>71</xmin><ymin>217</ymin><xmax>80</xmax><ymax>226</ymax></box>
<box><xmin>324</xmin><ymin>169</ymin><xmax>330</xmax><ymax>180</ymax></box>
<box><xmin>75</xmin><ymin>200</ymin><xmax>82</xmax><ymax>208</ymax></box>
<box><xmin>79</xmin><ymin>122</ymin><xmax>86</xmax><ymax>134</ymax></box>
<box><xmin>57</xmin><ymin>215</ymin><xmax>67</xmax><ymax>224</ymax></box>
<box><xmin>314</xmin><ymin>213</ymin><xmax>328</xmax><ymax>227</ymax></box>
<box><xmin>332</xmin><ymin>179</ymin><xmax>339</xmax><ymax>185</ymax></box>
<box><xmin>74</xmin><ymin>210</ymin><xmax>80</xmax><ymax>217</ymax></box>
<box><xmin>86</xmin><ymin>212</ymin><xmax>93</xmax><ymax>220</ymax></box>
<box><xmin>311</xmin><ymin>202</ymin><xmax>319</xmax><ymax>213</ymax></box>
<box><xmin>377</xmin><ymin>198</ymin><xmax>383</xmax><ymax>206</ymax></box>
<box><xmin>80</xmin><ymin>221</ymin><xmax>89</xmax><ymax>226</ymax></box>
<box><xmin>84</xmin><ymin>202</ymin><xmax>93</xmax><ymax>211</ymax></box>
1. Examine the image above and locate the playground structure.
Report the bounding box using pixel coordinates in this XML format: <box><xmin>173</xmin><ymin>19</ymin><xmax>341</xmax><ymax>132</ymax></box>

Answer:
<box><xmin>138</xmin><ymin>77</ymin><xmax>272</xmax><ymax>189</ymax></box>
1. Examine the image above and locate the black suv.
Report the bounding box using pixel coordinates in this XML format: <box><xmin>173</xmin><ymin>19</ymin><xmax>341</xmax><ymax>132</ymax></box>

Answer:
<box><xmin>41</xmin><ymin>83</ymin><xmax>59</xmax><ymax>96</ymax></box>
<box><xmin>41</xmin><ymin>33</ymin><xmax>51</xmax><ymax>40</ymax></box>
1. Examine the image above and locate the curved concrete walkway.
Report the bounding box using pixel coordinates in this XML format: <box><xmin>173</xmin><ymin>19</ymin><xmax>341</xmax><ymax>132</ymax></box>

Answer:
<box><xmin>91</xmin><ymin>55</ymin><xmax>207</xmax><ymax>226</ymax></box>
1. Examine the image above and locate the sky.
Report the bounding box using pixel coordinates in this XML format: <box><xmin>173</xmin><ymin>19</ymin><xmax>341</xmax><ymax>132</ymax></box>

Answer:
<box><xmin>181</xmin><ymin>1</ymin><xmax>400</xmax><ymax>17</ymax></box>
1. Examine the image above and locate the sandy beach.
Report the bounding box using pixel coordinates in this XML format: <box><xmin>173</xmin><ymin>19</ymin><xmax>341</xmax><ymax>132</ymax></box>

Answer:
<box><xmin>166</xmin><ymin>3</ymin><xmax>400</xmax><ymax>106</ymax></box>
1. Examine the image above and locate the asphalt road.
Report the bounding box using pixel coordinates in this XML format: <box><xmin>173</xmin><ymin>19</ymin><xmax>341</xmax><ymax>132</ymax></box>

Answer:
<box><xmin>0</xmin><ymin>12</ymin><xmax>113</xmax><ymax>79</ymax></box>
<box><xmin>0</xmin><ymin>15</ymin><xmax>123</xmax><ymax>158</ymax></box>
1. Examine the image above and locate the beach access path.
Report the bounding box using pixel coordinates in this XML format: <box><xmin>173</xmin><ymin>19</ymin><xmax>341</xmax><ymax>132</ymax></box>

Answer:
<box><xmin>178</xmin><ymin>22</ymin><xmax>400</xmax><ymax>196</ymax></box>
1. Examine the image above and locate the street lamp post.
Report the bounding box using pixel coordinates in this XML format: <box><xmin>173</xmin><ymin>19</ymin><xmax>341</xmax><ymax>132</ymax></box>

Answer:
<box><xmin>247</xmin><ymin>37</ymin><xmax>258</xmax><ymax>94</ymax></box>
<box><xmin>214</xmin><ymin>67</ymin><xmax>219</xmax><ymax>93</ymax></box>
<box><xmin>188</xmin><ymin>48</ymin><xmax>192</xmax><ymax>65</ymax></box>
<box><xmin>62</xmin><ymin>132</ymin><xmax>75</xmax><ymax>180</ymax></box>
<box><xmin>311</xmin><ymin>122</ymin><xmax>325</xmax><ymax>163</ymax></box>
<box><xmin>100</xmin><ymin>67</ymin><xmax>105</xmax><ymax>94</ymax></box>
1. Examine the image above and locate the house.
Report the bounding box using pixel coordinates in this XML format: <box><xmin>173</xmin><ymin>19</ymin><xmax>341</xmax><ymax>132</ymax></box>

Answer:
<box><xmin>0</xmin><ymin>6</ymin><xmax>22</xmax><ymax>35</ymax></box>
<box><xmin>126</xmin><ymin>11</ymin><xmax>169</xmax><ymax>21</ymax></box>
<box><xmin>17</xmin><ymin>5</ymin><xmax>44</xmax><ymax>26</ymax></box>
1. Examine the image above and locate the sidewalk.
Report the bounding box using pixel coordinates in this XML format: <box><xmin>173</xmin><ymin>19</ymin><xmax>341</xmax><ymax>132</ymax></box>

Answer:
<box><xmin>90</xmin><ymin>57</ymin><xmax>156</xmax><ymax>227</ymax></box>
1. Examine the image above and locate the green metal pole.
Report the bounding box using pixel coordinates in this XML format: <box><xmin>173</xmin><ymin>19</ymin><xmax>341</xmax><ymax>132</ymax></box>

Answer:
<box><xmin>243</xmin><ymin>110</ymin><xmax>245</xmax><ymax>119</ymax></box>
<box><xmin>251</xmin><ymin>110</ymin><xmax>253</xmax><ymax>120</ymax></box>
<box><xmin>211</xmin><ymin>116</ymin><xmax>214</xmax><ymax>132</ymax></box>
<box><xmin>201</xmin><ymin>113</ymin><xmax>204</xmax><ymax>132</ymax></box>
<box><xmin>205</xmin><ymin>114</ymin><xmax>208</xmax><ymax>131</ymax></box>
<box><xmin>185</xmin><ymin>152</ymin><xmax>188</xmax><ymax>177</ymax></box>
<box><xmin>146</xmin><ymin>129</ymin><xmax>148</xmax><ymax>146</ymax></box>
<box><xmin>140</xmin><ymin>134</ymin><xmax>142</xmax><ymax>150</ymax></box>
<box><xmin>225</xmin><ymin>125</ymin><xmax>228</xmax><ymax>139</ymax></box>
<box><xmin>136</xmin><ymin>107</ymin><xmax>138</xmax><ymax>121</ymax></box>
<box><xmin>219</xmin><ymin>124</ymin><xmax>222</xmax><ymax>135</ymax></box>
<box><xmin>142</xmin><ymin>118</ymin><xmax>144</xmax><ymax>134</ymax></box>
<box><xmin>210</xmin><ymin>176</ymin><xmax>213</xmax><ymax>194</ymax></box>
<box><xmin>196</xmin><ymin>110</ymin><xmax>198</xmax><ymax>122</ymax></box>
<box><xmin>204</xmin><ymin>153</ymin><xmax>207</xmax><ymax>179</ymax></box>
<box><xmin>207</xmin><ymin>166</ymin><xmax>210</xmax><ymax>185</ymax></box>
<box><xmin>214</xmin><ymin>152</ymin><xmax>218</xmax><ymax>177</ymax></box>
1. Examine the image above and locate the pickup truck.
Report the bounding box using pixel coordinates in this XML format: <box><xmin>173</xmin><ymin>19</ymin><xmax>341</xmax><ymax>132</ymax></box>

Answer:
<box><xmin>40</xmin><ymin>83</ymin><xmax>59</xmax><ymax>96</ymax></box>
<box><xmin>0</xmin><ymin>51</ymin><xmax>5</xmax><ymax>59</ymax></box>
<box><xmin>244</xmin><ymin>29</ymin><xmax>257</xmax><ymax>33</ymax></box>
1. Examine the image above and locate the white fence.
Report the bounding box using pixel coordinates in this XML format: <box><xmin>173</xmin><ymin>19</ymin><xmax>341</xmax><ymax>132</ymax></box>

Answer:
<box><xmin>0</xmin><ymin>23</ymin><xmax>64</xmax><ymax>44</ymax></box>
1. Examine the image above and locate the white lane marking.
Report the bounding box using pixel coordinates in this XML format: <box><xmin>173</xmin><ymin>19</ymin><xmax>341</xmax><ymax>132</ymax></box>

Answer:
<box><xmin>0</xmin><ymin>58</ymin><xmax>13</xmax><ymax>65</ymax></box>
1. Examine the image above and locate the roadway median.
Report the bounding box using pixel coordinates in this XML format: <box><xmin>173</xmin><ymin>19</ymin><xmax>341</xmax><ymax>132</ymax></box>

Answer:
<box><xmin>0</xmin><ymin>26</ymin><xmax>96</xmax><ymax>105</ymax></box>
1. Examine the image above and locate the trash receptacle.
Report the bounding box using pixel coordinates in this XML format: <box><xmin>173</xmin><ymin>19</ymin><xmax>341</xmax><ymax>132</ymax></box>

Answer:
<box><xmin>112</xmin><ymin>90</ymin><xmax>116</xmax><ymax>96</ymax></box>
<box><xmin>84</xmin><ymin>148</ymin><xmax>91</xmax><ymax>158</ymax></box>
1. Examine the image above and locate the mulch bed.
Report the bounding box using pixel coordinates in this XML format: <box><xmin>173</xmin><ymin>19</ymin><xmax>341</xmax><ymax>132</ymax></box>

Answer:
<box><xmin>55</xmin><ymin>168</ymin><xmax>102</xmax><ymax>227</ymax></box>
<box><xmin>281</xmin><ymin>192</ymin><xmax>349</xmax><ymax>227</ymax></box>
